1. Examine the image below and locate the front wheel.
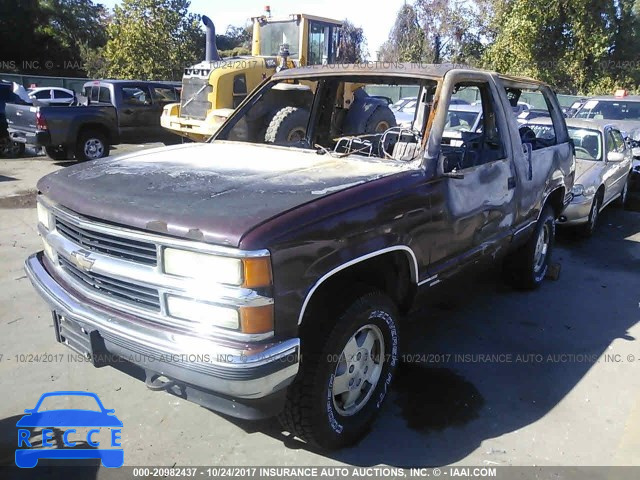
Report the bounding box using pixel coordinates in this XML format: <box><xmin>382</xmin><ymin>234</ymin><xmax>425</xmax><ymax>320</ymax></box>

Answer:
<box><xmin>279</xmin><ymin>291</ymin><xmax>400</xmax><ymax>449</ymax></box>
<box><xmin>579</xmin><ymin>193</ymin><xmax>602</xmax><ymax>237</ymax></box>
<box><xmin>45</xmin><ymin>145</ymin><xmax>73</xmax><ymax>160</ymax></box>
<box><xmin>504</xmin><ymin>205</ymin><xmax>555</xmax><ymax>289</ymax></box>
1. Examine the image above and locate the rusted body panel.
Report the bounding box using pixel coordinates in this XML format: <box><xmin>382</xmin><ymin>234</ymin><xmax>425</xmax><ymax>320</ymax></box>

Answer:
<box><xmin>27</xmin><ymin>64</ymin><xmax>575</xmax><ymax>419</ymax></box>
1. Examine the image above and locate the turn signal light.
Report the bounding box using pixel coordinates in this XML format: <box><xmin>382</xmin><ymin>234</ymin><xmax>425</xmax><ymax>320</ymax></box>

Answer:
<box><xmin>240</xmin><ymin>304</ymin><xmax>274</xmax><ymax>334</ymax></box>
<box><xmin>242</xmin><ymin>257</ymin><xmax>272</xmax><ymax>288</ymax></box>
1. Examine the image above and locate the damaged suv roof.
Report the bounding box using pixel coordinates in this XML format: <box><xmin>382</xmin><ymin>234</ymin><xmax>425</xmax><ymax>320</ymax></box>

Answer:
<box><xmin>271</xmin><ymin>63</ymin><xmax>547</xmax><ymax>86</ymax></box>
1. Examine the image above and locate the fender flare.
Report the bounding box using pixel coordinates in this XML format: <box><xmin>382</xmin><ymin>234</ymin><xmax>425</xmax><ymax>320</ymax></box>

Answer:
<box><xmin>296</xmin><ymin>245</ymin><xmax>419</xmax><ymax>325</ymax></box>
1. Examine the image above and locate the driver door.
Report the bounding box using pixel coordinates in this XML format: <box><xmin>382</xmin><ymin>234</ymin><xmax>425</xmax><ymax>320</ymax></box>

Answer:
<box><xmin>426</xmin><ymin>77</ymin><xmax>517</xmax><ymax>275</ymax></box>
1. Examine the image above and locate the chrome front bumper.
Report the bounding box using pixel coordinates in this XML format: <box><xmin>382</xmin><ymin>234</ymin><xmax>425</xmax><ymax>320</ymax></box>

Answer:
<box><xmin>25</xmin><ymin>253</ymin><xmax>300</xmax><ymax>406</ymax></box>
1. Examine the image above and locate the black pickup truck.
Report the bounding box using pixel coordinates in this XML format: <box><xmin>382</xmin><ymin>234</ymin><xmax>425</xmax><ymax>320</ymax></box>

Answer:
<box><xmin>7</xmin><ymin>80</ymin><xmax>181</xmax><ymax>161</ymax></box>
<box><xmin>25</xmin><ymin>65</ymin><xmax>574</xmax><ymax>450</ymax></box>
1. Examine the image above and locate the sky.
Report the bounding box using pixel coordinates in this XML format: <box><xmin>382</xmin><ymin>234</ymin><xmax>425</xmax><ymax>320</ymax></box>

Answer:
<box><xmin>99</xmin><ymin>0</ymin><xmax>407</xmax><ymax>58</ymax></box>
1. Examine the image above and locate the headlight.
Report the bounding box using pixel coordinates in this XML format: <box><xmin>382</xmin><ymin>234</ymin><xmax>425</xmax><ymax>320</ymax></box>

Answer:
<box><xmin>163</xmin><ymin>248</ymin><xmax>272</xmax><ymax>288</ymax></box>
<box><xmin>571</xmin><ymin>184</ymin><xmax>585</xmax><ymax>197</ymax></box>
<box><xmin>166</xmin><ymin>295</ymin><xmax>239</xmax><ymax>330</ymax></box>
<box><xmin>37</xmin><ymin>202</ymin><xmax>52</xmax><ymax>230</ymax></box>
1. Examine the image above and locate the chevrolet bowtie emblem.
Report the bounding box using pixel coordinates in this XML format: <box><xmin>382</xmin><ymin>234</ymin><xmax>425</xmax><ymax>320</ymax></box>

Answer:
<box><xmin>70</xmin><ymin>250</ymin><xmax>95</xmax><ymax>271</ymax></box>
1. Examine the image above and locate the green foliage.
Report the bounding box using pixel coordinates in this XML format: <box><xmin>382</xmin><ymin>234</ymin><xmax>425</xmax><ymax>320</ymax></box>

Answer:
<box><xmin>216</xmin><ymin>24</ymin><xmax>252</xmax><ymax>52</ymax></box>
<box><xmin>102</xmin><ymin>0</ymin><xmax>203</xmax><ymax>80</ymax></box>
<box><xmin>379</xmin><ymin>1</ymin><xmax>485</xmax><ymax>65</ymax></box>
<box><xmin>337</xmin><ymin>19</ymin><xmax>368</xmax><ymax>63</ymax></box>
<box><xmin>379</xmin><ymin>4</ymin><xmax>425</xmax><ymax>62</ymax></box>
<box><xmin>483</xmin><ymin>0</ymin><xmax>640</xmax><ymax>94</ymax></box>
<box><xmin>0</xmin><ymin>0</ymin><xmax>106</xmax><ymax>76</ymax></box>
<box><xmin>39</xmin><ymin>0</ymin><xmax>108</xmax><ymax>50</ymax></box>
<box><xmin>218</xmin><ymin>47</ymin><xmax>251</xmax><ymax>58</ymax></box>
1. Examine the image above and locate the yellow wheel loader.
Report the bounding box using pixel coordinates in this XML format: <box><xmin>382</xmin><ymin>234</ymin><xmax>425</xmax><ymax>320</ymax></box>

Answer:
<box><xmin>161</xmin><ymin>11</ymin><xmax>346</xmax><ymax>142</ymax></box>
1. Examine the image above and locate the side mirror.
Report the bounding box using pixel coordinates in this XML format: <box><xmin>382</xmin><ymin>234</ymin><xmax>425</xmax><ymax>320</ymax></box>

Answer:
<box><xmin>607</xmin><ymin>152</ymin><xmax>625</xmax><ymax>162</ymax></box>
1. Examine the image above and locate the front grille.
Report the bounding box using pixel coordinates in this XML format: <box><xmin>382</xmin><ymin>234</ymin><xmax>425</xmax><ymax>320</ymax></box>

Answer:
<box><xmin>180</xmin><ymin>77</ymin><xmax>212</xmax><ymax>120</ymax></box>
<box><xmin>59</xmin><ymin>256</ymin><xmax>161</xmax><ymax>312</ymax></box>
<box><xmin>55</xmin><ymin>217</ymin><xmax>157</xmax><ymax>266</ymax></box>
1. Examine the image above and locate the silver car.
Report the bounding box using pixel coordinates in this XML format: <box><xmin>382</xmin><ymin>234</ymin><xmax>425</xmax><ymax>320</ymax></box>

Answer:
<box><xmin>529</xmin><ymin>118</ymin><xmax>632</xmax><ymax>236</ymax></box>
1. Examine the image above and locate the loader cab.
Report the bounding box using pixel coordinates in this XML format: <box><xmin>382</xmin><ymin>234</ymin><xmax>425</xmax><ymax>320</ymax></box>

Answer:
<box><xmin>252</xmin><ymin>14</ymin><xmax>342</xmax><ymax>66</ymax></box>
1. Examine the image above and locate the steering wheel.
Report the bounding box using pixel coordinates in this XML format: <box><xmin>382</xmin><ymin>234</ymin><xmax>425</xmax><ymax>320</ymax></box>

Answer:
<box><xmin>574</xmin><ymin>146</ymin><xmax>592</xmax><ymax>158</ymax></box>
<box><xmin>518</xmin><ymin>126</ymin><xmax>537</xmax><ymax>144</ymax></box>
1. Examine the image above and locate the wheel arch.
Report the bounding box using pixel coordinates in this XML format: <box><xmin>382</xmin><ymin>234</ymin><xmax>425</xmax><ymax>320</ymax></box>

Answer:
<box><xmin>297</xmin><ymin>246</ymin><xmax>418</xmax><ymax>326</ymax></box>
<box><xmin>77</xmin><ymin>122</ymin><xmax>112</xmax><ymax>145</ymax></box>
<box><xmin>544</xmin><ymin>186</ymin><xmax>566</xmax><ymax>219</ymax></box>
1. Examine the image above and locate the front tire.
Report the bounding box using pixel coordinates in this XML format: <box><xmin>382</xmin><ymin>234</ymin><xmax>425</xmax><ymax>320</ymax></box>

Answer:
<box><xmin>264</xmin><ymin>107</ymin><xmax>310</xmax><ymax>145</ymax></box>
<box><xmin>279</xmin><ymin>291</ymin><xmax>400</xmax><ymax>450</ymax></box>
<box><xmin>45</xmin><ymin>145</ymin><xmax>73</xmax><ymax>160</ymax></box>
<box><xmin>504</xmin><ymin>205</ymin><xmax>555</xmax><ymax>289</ymax></box>
<box><xmin>579</xmin><ymin>193</ymin><xmax>602</xmax><ymax>237</ymax></box>
<box><xmin>76</xmin><ymin>130</ymin><xmax>109</xmax><ymax>161</ymax></box>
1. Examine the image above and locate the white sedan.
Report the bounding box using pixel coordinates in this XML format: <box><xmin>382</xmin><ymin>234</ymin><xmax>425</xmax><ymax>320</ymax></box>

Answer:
<box><xmin>28</xmin><ymin>87</ymin><xmax>76</xmax><ymax>106</ymax></box>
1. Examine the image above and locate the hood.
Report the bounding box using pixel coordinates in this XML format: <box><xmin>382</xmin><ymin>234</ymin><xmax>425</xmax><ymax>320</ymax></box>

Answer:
<box><xmin>574</xmin><ymin>159</ymin><xmax>601</xmax><ymax>183</ymax></box>
<box><xmin>38</xmin><ymin>142</ymin><xmax>410</xmax><ymax>247</ymax></box>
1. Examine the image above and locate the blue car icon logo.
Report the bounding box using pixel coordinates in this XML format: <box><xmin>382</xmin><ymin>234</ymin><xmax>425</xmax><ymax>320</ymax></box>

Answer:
<box><xmin>15</xmin><ymin>391</ymin><xmax>123</xmax><ymax>468</ymax></box>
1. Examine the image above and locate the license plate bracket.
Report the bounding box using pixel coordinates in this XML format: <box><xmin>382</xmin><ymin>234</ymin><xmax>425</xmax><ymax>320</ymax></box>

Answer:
<box><xmin>52</xmin><ymin>312</ymin><xmax>109</xmax><ymax>367</ymax></box>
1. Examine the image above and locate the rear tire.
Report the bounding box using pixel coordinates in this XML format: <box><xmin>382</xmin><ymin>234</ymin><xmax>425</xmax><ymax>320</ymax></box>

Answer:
<box><xmin>279</xmin><ymin>291</ymin><xmax>400</xmax><ymax>450</ymax></box>
<box><xmin>45</xmin><ymin>145</ymin><xmax>73</xmax><ymax>160</ymax></box>
<box><xmin>265</xmin><ymin>107</ymin><xmax>310</xmax><ymax>145</ymax></box>
<box><xmin>504</xmin><ymin>205</ymin><xmax>555</xmax><ymax>289</ymax></box>
<box><xmin>364</xmin><ymin>106</ymin><xmax>397</xmax><ymax>134</ymax></box>
<box><xmin>75</xmin><ymin>130</ymin><xmax>109</xmax><ymax>161</ymax></box>
<box><xmin>0</xmin><ymin>138</ymin><xmax>25</xmax><ymax>158</ymax></box>
<box><xmin>616</xmin><ymin>180</ymin><xmax>630</xmax><ymax>210</ymax></box>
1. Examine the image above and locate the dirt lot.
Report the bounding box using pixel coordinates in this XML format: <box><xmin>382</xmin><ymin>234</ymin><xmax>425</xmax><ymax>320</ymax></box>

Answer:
<box><xmin>0</xmin><ymin>148</ymin><xmax>639</xmax><ymax>469</ymax></box>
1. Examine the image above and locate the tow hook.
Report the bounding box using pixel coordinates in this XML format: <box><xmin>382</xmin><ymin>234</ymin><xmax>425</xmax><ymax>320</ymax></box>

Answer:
<box><xmin>145</xmin><ymin>372</ymin><xmax>176</xmax><ymax>391</ymax></box>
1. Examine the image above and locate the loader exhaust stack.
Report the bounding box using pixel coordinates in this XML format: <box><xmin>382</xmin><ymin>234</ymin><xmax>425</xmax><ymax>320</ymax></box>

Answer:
<box><xmin>202</xmin><ymin>15</ymin><xmax>221</xmax><ymax>62</ymax></box>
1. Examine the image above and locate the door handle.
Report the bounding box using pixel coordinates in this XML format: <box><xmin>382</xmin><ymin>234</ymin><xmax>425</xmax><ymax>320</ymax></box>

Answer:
<box><xmin>508</xmin><ymin>177</ymin><xmax>516</xmax><ymax>189</ymax></box>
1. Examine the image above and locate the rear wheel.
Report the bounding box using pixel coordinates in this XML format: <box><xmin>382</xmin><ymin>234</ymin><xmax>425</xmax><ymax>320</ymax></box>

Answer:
<box><xmin>0</xmin><ymin>138</ymin><xmax>25</xmax><ymax>158</ymax></box>
<box><xmin>279</xmin><ymin>291</ymin><xmax>400</xmax><ymax>449</ymax></box>
<box><xmin>44</xmin><ymin>145</ymin><xmax>73</xmax><ymax>160</ymax></box>
<box><xmin>616</xmin><ymin>180</ymin><xmax>630</xmax><ymax>210</ymax></box>
<box><xmin>504</xmin><ymin>205</ymin><xmax>555</xmax><ymax>289</ymax></box>
<box><xmin>76</xmin><ymin>130</ymin><xmax>109</xmax><ymax>161</ymax></box>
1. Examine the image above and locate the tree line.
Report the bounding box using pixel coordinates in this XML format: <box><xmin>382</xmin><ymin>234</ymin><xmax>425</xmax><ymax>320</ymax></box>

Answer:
<box><xmin>2</xmin><ymin>0</ymin><xmax>638</xmax><ymax>94</ymax></box>
<box><xmin>379</xmin><ymin>0</ymin><xmax>640</xmax><ymax>94</ymax></box>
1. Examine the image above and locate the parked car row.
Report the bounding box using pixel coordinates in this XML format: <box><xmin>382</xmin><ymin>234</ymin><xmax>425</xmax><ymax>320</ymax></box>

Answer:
<box><xmin>4</xmin><ymin>80</ymin><xmax>182</xmax><ymax>161</ymax></box>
